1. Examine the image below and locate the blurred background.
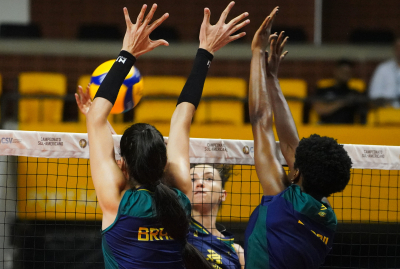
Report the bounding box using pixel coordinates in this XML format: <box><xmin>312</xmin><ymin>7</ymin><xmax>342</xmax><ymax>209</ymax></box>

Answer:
<box><xmin>0</xmin><ymin>0</ymin><xmax>400</xmax><ymax>144</ymax></box>
<box><xmin>0</xmin><ymin>1</ymin><xmax>400</xmax><ymax>268</ymax></box>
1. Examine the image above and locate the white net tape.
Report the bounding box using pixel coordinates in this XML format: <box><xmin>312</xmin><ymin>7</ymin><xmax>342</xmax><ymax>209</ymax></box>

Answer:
<box><xmin>0</xmin><ymin>130</ymin><xmax>399</xmax><ymax>170</ymax></box>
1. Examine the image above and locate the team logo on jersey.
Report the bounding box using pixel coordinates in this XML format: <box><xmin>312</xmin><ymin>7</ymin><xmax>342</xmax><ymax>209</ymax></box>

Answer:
<box><xmin>319</xmin><ymin>204</ymin><xmax>327</xmax><ymax>217</ymax></box>
<box><xmin>207</xmin><ymin>249</ymin><xmax>222</xmax><ymax>265</ymax></box>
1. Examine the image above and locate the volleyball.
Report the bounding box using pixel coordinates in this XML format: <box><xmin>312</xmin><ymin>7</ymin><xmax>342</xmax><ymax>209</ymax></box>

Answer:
<box><xmin>89</xmin><ymin>59</ymin><xmax>143</xmax><ymax>114</ymax></box>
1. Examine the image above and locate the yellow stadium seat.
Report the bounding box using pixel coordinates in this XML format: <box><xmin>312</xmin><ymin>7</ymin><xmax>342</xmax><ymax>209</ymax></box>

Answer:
<box><xmin>279</xmin><ymin>79</ymin><xmax>307</xmax><ymax>125</ymax></box>
<box><xmin>194</xmin><ymin>77</ymin><xmax>247</xmax><ymax>125</ymax></box>
<box><xmin>317</xmin><ymin>78</ymin><xmax>366</xmax><ymax>93</ymax></box>
<box><xmin>134</xmin><ymin>76</ymin><xmax>186</xmax><ymax>123</ymax></box>
<box><xmin>309</xmin><ymin>78</ymin><xmax>367</xmax><ymax>124</ymax></box>
<box><xmin>367</xmin><ymin>107</ymin><xmax>400</xmax><ymax>126</ymax></box>
<box><xmin>19</xmin><ymin>72</ymin><xmax>67</xmax><ymax>123</ymax></box>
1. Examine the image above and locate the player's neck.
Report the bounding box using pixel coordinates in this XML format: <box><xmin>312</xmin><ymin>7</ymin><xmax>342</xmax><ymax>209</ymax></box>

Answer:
<box><xmin>192</xmin><ymin>207</ymin><xmax>222</xmax><ymax>237</ymax></box>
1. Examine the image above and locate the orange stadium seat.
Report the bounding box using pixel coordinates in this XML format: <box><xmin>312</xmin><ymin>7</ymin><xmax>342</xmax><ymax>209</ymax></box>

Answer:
<box><xmin>134</xmin><ymin>76</ymin><xmax>186</xmax><ymax>123</ymax></box>
<box><xmin>19</xmin><ymin>72</ymin><xmax>66</xmax><ymax>123</ymax></box>
<box><xmin>279</xmin><ymin>79</ymin><xmax>307</xmax><ymax>125</ymax></box>
<box><xmin>194</xmin><ymin>77</ymin><xmax>247</xmax><ymax>125</ymax></box>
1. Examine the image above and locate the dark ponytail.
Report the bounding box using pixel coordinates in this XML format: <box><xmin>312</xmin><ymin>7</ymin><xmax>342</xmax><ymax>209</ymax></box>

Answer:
<box><xmin>120</xmin><ymin>123</ymin><xmax>213</xmax><ymax>269</ymax></box>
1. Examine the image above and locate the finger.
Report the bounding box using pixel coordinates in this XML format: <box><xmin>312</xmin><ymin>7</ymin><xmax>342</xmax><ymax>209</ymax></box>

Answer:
<box><xmin>227</xmin><ymin>31</ymin><xmax>246</xmax><ymax>43</ymax></box>
<box><xmin>228</xmin><ymin>12</ymin><xmax>249</xmax><ymax>27</ymax></box>
<box><xmin>218</xmin><ymin>1</ymin><xmax>235</xmax><ymax>24</ymax></box>
<box><xmin>276</xmin><ymin>31</ymin><xmax>285</xmax><ymax>54</ymax></box>
<box><xmin>280</xmin><ymin>36</ymin><xmax>289</xmax><ymax>53</ymax></box>
<box><xmin>268</xmin><ymin>33</ymin><xmax>278</xmax><ymax>44</ymax></box>
<box><xmin>281</xmin><ymin>51</ymin><xmax>288</xmax><ymax>61</ymax></box>
<box><xmin>86</xmin><ymin>83</ymin><xmax>91</xmax><ymax>94</ymax></box>
<box><xmin>267</xmin><ymin>7</ymin><xmax>279</xmax><ymax>30</ymax></box>
<box><xmin>135</xmin><ymin>5</ymin><xmax>147</xmax><ymax>25</ymax></box>
<box><xmin>230</xmin><ymin>19</ymin><xmax>250</xmax><ymax>34</ymax></box>
<box><xmin>259</xmin><ymin>16</ymin><xmax>271</xmax><ymax>32</ymax></box>
<box><xmin>269</xmin><ymin>34</ymin><xmax>278</xmax><ymax>52</ymax></box>
<box><xmin>74</xmin><ymin>93</ymin><xmax>82</xmax><ymax>107</ymax></box>
<box><xmin>123</xmin><ymin>7</ymin><xmax>133</xmax><ymax>30</ymax></box>
<box><xmin>143</xmin><ymin>3</ymin><xmax>158</xmax><ymax>26</ymax></box>
<box><xmin>77</xmin><ymin>85</ymin><xmax>83</xmax><ymax>98</ymax></box>
<box><xmin>151</xmin><ymin>39</ymin><xmax>170</xmax><ymax>48</ymax></box>
<box><xmin>202</xmin><ymin>8</ymin><xmax>211</xmax><ymax>26</ymax></box>
<box><xmin>148</xmin><ymin>13</ymin><xmax>169</xmax><ymax>33</ymax></box>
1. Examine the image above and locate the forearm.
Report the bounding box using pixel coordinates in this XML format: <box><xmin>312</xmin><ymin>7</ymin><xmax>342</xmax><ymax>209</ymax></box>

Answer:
<box><xmin>89</xmin><ymin>50</ymin><xmax>136</xmax><ymax>125</ymax></box>
<box><xmin>167</xmin><ymin>49</ymin><xmax>213</xmax><ymax>197</ymax></box>
<box><xmin>266</xmin><ymin>76</ymin><xmax>299</xmax><ymax>168</ymax></box>
<box><xmin>249</xmin><ymin>50</ymin><xmax>271</xmax><ymax>124</ymax></box>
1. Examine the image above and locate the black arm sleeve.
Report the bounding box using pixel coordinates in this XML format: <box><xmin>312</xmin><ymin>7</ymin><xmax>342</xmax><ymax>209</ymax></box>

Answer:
<box><xmin>177</xmin><ymin>48</ymin><xmax>214</xmax><ymax>109</ymax></box>
<box><xmin>94</xmin><ymin>50</ymin><xmax>136</xmax><ymax>105</ymax></box>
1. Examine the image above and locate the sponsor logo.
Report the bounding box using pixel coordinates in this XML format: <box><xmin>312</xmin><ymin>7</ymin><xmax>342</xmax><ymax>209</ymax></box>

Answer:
<box><xmin>205</xmin><ymin>143</ymin><xmax>227</xmax><ymax>152</ymax></box>
<box><xmin>79</xmin><ymin>139</ymin><xmax>87</xmax><ymax>149</ymax></box>
<box><xmin>243</xmin><ymin>146</ymin><xmax>254</xmax><ymax>155</ymax></box>
<box><xmin>362</xmin><ymin>149</ymin><xmax>385</xmax><ymax>158</ymax></box>
<box><xmin>116</xmin><ymin>56</ymin><xmax>127</xmax><ymax>64</ymax></box>
<box><xmin>318</xmin><ymin>212</ymin><xmax>327</xmax><ymax>217</ymax></box>
<box><xmin>38</xmin><ymin>137</ymin><xmax>63</xmax><ymax>146</ymax></box>
<box><xmin>0</xmin><ymin>137</ymin><xmax>21</xmax><ymax>144</ymax></box>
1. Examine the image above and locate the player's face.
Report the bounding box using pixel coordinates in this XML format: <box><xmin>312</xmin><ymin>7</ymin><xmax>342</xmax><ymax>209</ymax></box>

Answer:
<box><xmin>190</xmin><ymin>165</ymin><xmax>226</xmax><ymax>208</ymax></box>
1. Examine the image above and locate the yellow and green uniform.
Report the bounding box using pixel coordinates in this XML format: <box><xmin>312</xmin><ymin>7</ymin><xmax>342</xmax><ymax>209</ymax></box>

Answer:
<box><xmin>244</xmin><ymin>185</ymin><xmax>336</xmax><ymax>269</ymax></box>
<box><xmin>188</xmin><ymin>218</ymin><xmax>241</xmax><ymax>269</ymax></box>
<box><xmin>102</xmin><ymin>187</ymin><xmax>191</xmax><ymax>269</ymax></box>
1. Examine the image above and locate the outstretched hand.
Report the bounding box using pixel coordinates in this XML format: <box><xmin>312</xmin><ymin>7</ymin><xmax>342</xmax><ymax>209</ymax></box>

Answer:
<box><xmin>121</xmin><ymin>4</ymin><xmax>169</xmax><ymax>58</ymax></box>
<box><xmin>199</xmin><ymin>1</ymin><xmax>250</xmax><ymax>54</ymax></box>
<box><xmin>75</xmin><ymin>84</ymin><xmax>92</xmax><ymax>115</ymax></box>
<box><xmin>267</xmin><ymin>31</ymin><xmax>288</xmax><ymax>77</ymax></box>
<box><xmin>251</xmin><ymin>7</ymin><xmax>278</xmax><ymax>52</ymax></box>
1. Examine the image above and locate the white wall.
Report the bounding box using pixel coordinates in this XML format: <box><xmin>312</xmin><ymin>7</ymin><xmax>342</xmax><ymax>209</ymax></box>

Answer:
<box><xmin>0</xmin><ymin>0</ymin><xmax>30</xmax><ymax>24</ymax></box>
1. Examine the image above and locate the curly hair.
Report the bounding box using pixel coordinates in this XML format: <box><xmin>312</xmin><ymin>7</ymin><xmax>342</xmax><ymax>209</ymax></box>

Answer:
<box><xmin>294</xmin><ymin>134</ymin><xmax>352</xmax><ymax>199</ymax></box>
<box><xmin>190</xmin><ymin>164</ymin><xmax>233</xmax><ymax>189</ymax></box>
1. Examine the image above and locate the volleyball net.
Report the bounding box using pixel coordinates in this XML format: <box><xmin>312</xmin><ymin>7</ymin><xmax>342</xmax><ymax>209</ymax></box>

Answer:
<box><xmin>0</xmin><ymin>130</ymin><xmax>399</xmax><ymax>268</ymax></box>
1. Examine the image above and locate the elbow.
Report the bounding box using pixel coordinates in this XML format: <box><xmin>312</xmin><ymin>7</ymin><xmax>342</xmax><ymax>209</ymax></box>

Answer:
<box><xmin>86</xmin><ymin>108</ymin><xmax>106</xmax><ymax>128</ymax></box>
<box><xmin>249</xmin><ymin>109</ymin><xmax>273</xmax><ymax>127</ymax></box>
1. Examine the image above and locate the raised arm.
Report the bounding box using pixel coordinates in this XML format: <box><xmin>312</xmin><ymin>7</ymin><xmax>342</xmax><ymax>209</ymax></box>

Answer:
<box><xmin>266</xmin><ymin>31</ymin><xmax>297</xmax><ymax>173</ymax></box>
<box><xmin>86</xmin><ymin>5</ymin><xmax>169</xmax><ymax>227</ymax></box>
<box><xmin>166</xmin><ymin>1</ymin><xmax>249</xmax><ymax>199</ymax></box>
<box><xmin>250</xmin><ymin>8</ymin><xmax>286</xmax><ymax>196</ymax></box>
<box><xmin>75</xmin><ymin>84</ymin><xmax>117</xmax><ymax>134</ymax></box>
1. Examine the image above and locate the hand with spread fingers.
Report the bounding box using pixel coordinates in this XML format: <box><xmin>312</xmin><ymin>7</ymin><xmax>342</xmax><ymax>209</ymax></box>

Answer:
<box><xmin>267</xmin><ymin>31</ymin><xmax>288</xmax><ymax>77</ymax></box>
<box><xmin>251</xmin><ymin>6</ymin><xmax>278</xmax><ymax>52</ymax></box>
<box><xmin>121</xmin><ymin>4</ymin><xmax>169</xmax><ymax>58</ymax></box>
<box><xmin>199</xmin><ymin>1</ymin><xmax>250</xmax><ymax>54</ymax></box>
<box><xmin>75</xmin><ymin>84</ymin><xmax>92</xmax><ymax>116</ymax></box>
